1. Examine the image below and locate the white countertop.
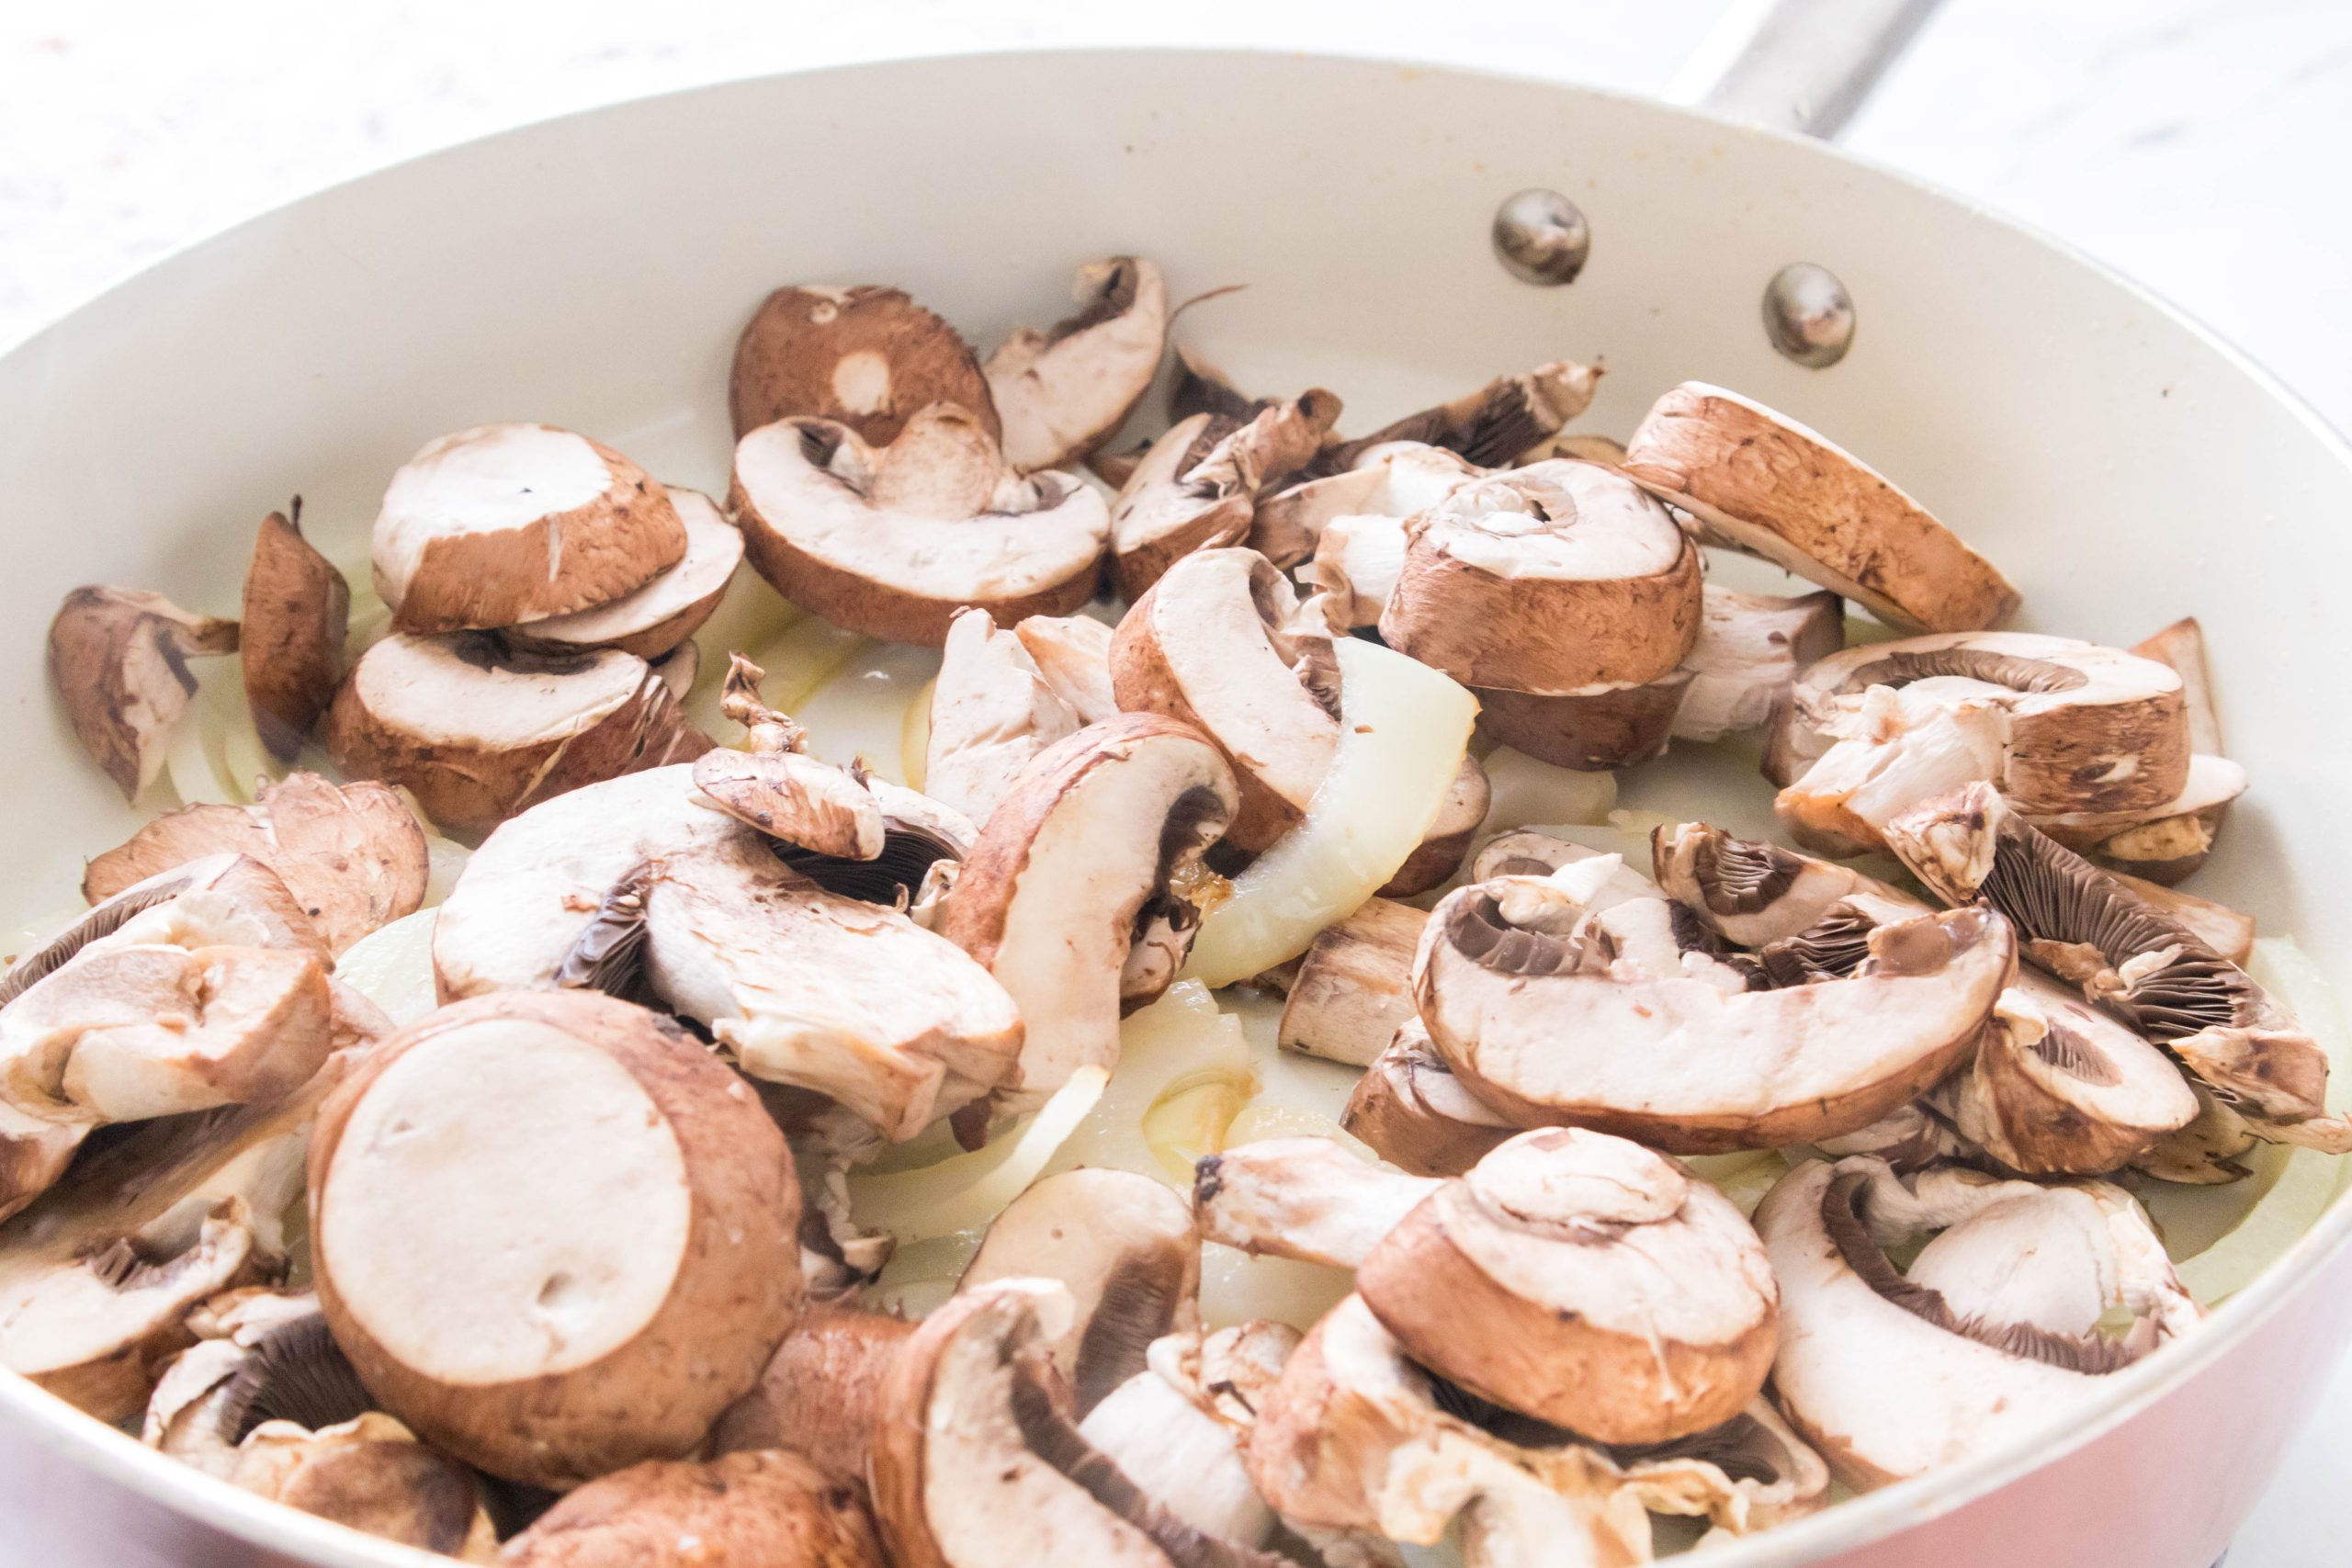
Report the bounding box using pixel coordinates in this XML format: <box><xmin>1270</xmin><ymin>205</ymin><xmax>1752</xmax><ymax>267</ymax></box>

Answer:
<box><xmin>5</xmin><ymin>1</ymin><xmax>2349</xmax><ymax>1562</ymax></box>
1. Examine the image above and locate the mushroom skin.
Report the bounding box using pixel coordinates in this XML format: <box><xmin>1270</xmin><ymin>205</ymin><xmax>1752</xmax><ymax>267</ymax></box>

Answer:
<box><xmin>1108</xmin><ymin>396</ymin><xmax>1339</xmax><ymax>602</ymax></box>
<box><xmin>1379</xmin><ymin>460</ymin><xmax>1703</xmax><ymax>695</ymax></box>
<box><xmin>1356</xmin><ymin>1129</ymin><xmax>1779</xmax><ymax>1445</ymax></box>
<box><xmin>1256</xmin><ymin>440</ymin><xmax>1482</xmax><ymax>578</ymax></box>
<box><xmin>1276</xmin><ymin>897</ymin><xmax>1427</xmax><ymax>1068</ymax></box>
<box><xmin>502</xmin><ymin>1449</ymin><xmax>885</xmax><ymax>1568</ymax></box>
<box><xmin>241</xmin><ymin>501</ymin><xmax>350</xmax><ymax>758</ymax></box>
<box><xmin>372</xmin><ymin>423</ymin><xmax>686</xmax><ymax>635</ymax></box>
<box><xmin>730</xmin><ymin>283</ymin><xmax>1000</xmax><ymax>445</ymax></box>
<box><xmin>692</xmin><ymin>653</ymin><xmax>884</xmax><ymax>857</ymax></box>
<box><xmin>708</xmin><ymin>1305</ymin><xmax>915</xmax><ymax>1494</ymax></box>
<box><xmin>48</xmin><ymin>585</ymin><xmax>240</xmax><ymax>800</ymax></box>
<box><xmin>1476</xmin><ymin>671</ymin><xmax>1695</xmax><ymax>772</ymax></box>
<box><xmin>1341</xmin><ymin>1021</ymin><xmax>1519</xmax><ymax>1178</ymax></box>
<box><xmin>82</xmin><ymin>773</ymin><xmax>429</xmax><ymax>956</ymax></box>
<box><xmin>985</xmin><ymin>256</ymin><xmax>1170</xmax><ymax>472</ymax></box>
<box><xmin>1621</xmin><ymin>383</ymin><xmax>2019</xmax><ymax>634</ymax></box>
<box><xmin>5</xmin><ymin>852</ymin><xmax>326</xmax><ymax>1010</ymax></box>
<box><xmin>308</xmin><ymin>990</ymin><xmax>802</xmax><ymax>1487</ymax></box>
<box><xmin>503</xmin><ymin>488</ymin><xmax>745</xmax><ymax>660</ymax></box>
<box><xmin>231</xmin><ymin>1412</ymin><xmax>499</xmax><ymax>1562</ymax></box>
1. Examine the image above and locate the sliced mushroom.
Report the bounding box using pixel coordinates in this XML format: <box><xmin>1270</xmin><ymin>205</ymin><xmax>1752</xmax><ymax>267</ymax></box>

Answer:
<box><xmin>324</xmin><ymin>632</ymin><xmax>706</xmax><ymax>837</ymax></box>
<box><xmin>1324</xmin><ymin>360</ymin><xmax>1602</xmax><ymax>471</ymax></box>
<box><xmin>503</xmin><ymin>488</ymin><xmax>744</xmax><ymax>660</ymax></box>
<box><xmin>731</xmin><ymin>284</ymin><xmax>999</xmax><ymax>444</ymax></box>
<box><xmin>371</xmin><ymin>423</ymin><xmax>684</xmax><ymax>634</ymax></box>
<box><xmin>231</xmin><ymin>1411</ymin><xmax>498</xmax><ymax>1562</ymax></box>
<box><xmin>1341</xmin><ymin>1021</ymin><xmax>1518</xmax><ymax>1178</ymax></box>
<box><xmin>1380</xmin><ymin>460</ymin><xmax>1702</xmax><ymax>695</ymax></box>
<box><xmin>925</xmin><ymin>608</ymin><xmax>1084</xmax><ymax>823</ymax></box>
<box><xmin>733</xmin><ymin>405</ymin><xmax>1108</xmax><ymax>647</ymax></box>
<box><xmin>937</xmin><ymin>715</ymin><xmax>1236</xmax><ymax>1105</ymax></box>
<box><xmin>144</xmin><ymin>1293</ymin><xmax>371</xmax><ymax>1480</ymax></box>
<box><xmin>1108</xmin><ymin>396</ymin><xmax>1339</xmax><ymax>601</ymax></box>
<box><xmin>5</xmin><ymin>853</ymin><xmax>326</xmax><ymax>1010</ymax></box>
<box><xmin>1276</xmin><ymin>897</ymin><xmax>1426</xmax><ymax>1067</ymax></box>
<box><xmin>2030</xmin><ymin>751</ymin><xmax>2247</xmax><ymax>886</ymax></box>
<box><xmin>1192</xmin><ymin>1136</ymin><xmax>1441</xmax><ymax>1269</ymax></box>
<box><xmin>503</xmin><ymin>1449</ymin><xmax>885</xmax><ymax>1568</ymax></box>
<box><xmin>48</xmin><ymin>586</ymin><xmax>240</xmax><ymax>800</ymax></box>
<box><xmin>1013</xmin><ymin>612</ymin><xmax>1119</xmax><ymax>723</ymax></box>
<box><xmin>2113</xmin><ymin>872</ymin><xmax>2254</xmax><ymax>964</ymax></box>
<box><xmin>83</xmin><ymin>773</ymin><xmax>428</xmax><ymax>956</ymax></box>
<box><xmin>960</xmin><ymin>1168</ymin><xmax>1200</xmax><ymax>1414</ymax></box>
<box><xmin>1612</xmin><ymin>1399</ymin><xmax>1831</xmax><ymax>1540</ymax></box>
<box><xmin>693</xmin><ymin>654</ymin><xmax>885</xmax><ymax>856</ymax></box>
<box><xmin>1883</xmin><ymin>782</ymin><xmax>2352</xmax><ymax>1151</ymax></box>
<box><xmin>1078</xmin><ymin>1345</ymin><xmax>1274</xmax><ymax>1549</ymax></box>
<box><xmin>241</xmin><ymin>501</ymin><xmax>350</xmax><ymax>758</ymax></box>
<box><xmin>1622</xmin><ymin>383</ymin><xmax>2019</xmax><ymax>633</ymax></box>
<box><xmin>1384</xmin><ymin>757</ymin><xmax>1492</xmax><ymax>897</ymax></box>
<box><xmin>1167</xmin><ymin>344</ymin><xmax>1268</xmax><ymax>427</ymax></box>
<box><xmin>1254</xmin><ymin>441</ymin><xmax>1482</xmax><ymax>575</ymax></box>
<box><xmin>1471</xmin><ymin>830</ymin><xmax>1660</xmax><ymax>901</ymax></box>
<box><xmin>709</xmin><ymin>1305</ymin><xmax>916</xmax><ymax>1493</ymax></box>
<box><xmin>1755</xmin><ymin>1156</ymin><xmax>2199</xmax><ymax>1487</ymax></box>
<box><xmin>309</xmin><ymin>989</ymin><xmax>802</xmax><ymax>1487</ymax></box>
<box><xmin>1357</xmin><ymin>1128</ymin><xmax>1777</xmax><ymax>1444</ymax></box>
<box><xmin>1415</xmin><ymin>867</ymin><xmax>2016</xmax><ymax>1151</ymax></box>
<box><xmin>1476</xmin><ymin>671</ymin><xmax>1695</xmax><ymax>772</ymax></box>
<box><xmin>1672</xmin><ymin>585</ymin><xmax>1845</xmax><ymax>744</ymax></box>
<box><xmin>986</xmin><ymin>257</ymin><xmax>1169</xmax><ymax>472</ymax></box>
<box><xmin>869</xmin><ymin>1279</ymin><xmax>1289</xmax><ymax>1568</ymax></box>
<box><xmin>1653</xmin><ymin>820</ymin><xmax>1923</xmax><ymax>949</ymax></box>
<box><xmin>0</xmin><ymin>1107</ymin><xmax>87</xmax><ymax>1228</ymax></box>
<box><xmin>2133</xmin><ymin>1085</ymin><xmax>2259</xmax><ymax>1185</ymax></box>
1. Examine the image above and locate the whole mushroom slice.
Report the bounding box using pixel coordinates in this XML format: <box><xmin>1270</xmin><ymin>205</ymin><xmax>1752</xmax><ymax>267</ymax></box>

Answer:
<box><xmin>230</xmin><ymin>1411</ymin><xmax>498</xmax><ymax>1562</ymax></box>
<box><xmin>2030</xmin><ymin>751</ymin><xmax>2246</xmax><ymax>886</ymax></box>
<box><xmin>371</xmin><ymin>423</ymin><xmax>685</xmax><ymax>634</ymax></box>
<box><xmin>49</xmin><ymin>585</ymin><xmax>240</xmax><ymax>800</ymax></box>
<box><xmin>1476</xmin><ymin>671</ymin><xmax>1695</xmax><ymax>772</ymax></box>
<box><xmin>1755</xmin><ymin>1156</ymin><xmax>2199</xmax><ymax>1487</ymax></box>
<box><xmin>83</xmin><ymin>773</ymin><xmax>429</xmax><ymax>956</ymax></box>
<box><xmin>986</xmin><ymin>256</ymin><xmax>1169</xmax><ymax>472</ymax></box>
<box><xmin>1357</xmin><ymin>1128</ymin><xmax>1778</xmax><ymax>1444</ymax></box>
<box><xmin>1380</xmin><ymin>460</ymin><xmax>1703</xmax><ymax>695</ymax></box>
<box><xmin>1012</xmin><ymin>612</ymin><xmax>1119</xmax><ymax>723</ymax></box>
<box><xmin>937</xmin><ymin>714</ymin><xmax>1238</xmax><ymax>1106</ymax></box>
<box><xmin>925</xmin><ymin>607</ymin><xmax>1083</xmax><ymax>823</ymax></box>
<box><xmin>1671</xmin><ymin>585</ymin><xmax>1845</xmax><ymax>745</ymax></box>
<box><xmin>1415</xmin><ymin>872</ymin><xmax>2016</xmax><ymax>1152</ymax></box>
<box><xmin>1654</xmin><ymin>820</ymin><xmax>1923</xmax><ymax>949</ymax></box>
<box><xmin>1108</xmin><ymin>395</ymin><xmax>1339</xmax><ymax>601</ymax></box>
<box><xmin>1342</xmin><ymin>1021</ymin><xmax>1519</xmax><ymax>1178</ymax></box>
<box><xmin>1883</xmin><ymin>783</ymin><xmax>2352</xmax><ymax>1151</ymax></box>
<box><xmin>503</xmin><ymin>1449</ymin><xmax>886</xmax><ymax>1568</ymax></box>
<box><xmin>325</xmin><ymin>632</ymin><xmax>706</xmax><ymax>838</ymax></box>
<box><xmin>1277</xmin><ymin>897</ymin><xmax>1426</xmax><ymax>1068</ymax></box>
<box><xmin>1323</xmin><ymin>359</ymin><xmax>1603</xmax><ymax>472</ymax></box>
<box><xmin>710</xmin><ymin>1305</ymin><xmax>917</xmax><ymax>1493</ymax></box>
<box><xmin>1192</xmin><ymin>1136</ymin><xmax>1441</xmax><ymax>1269</ymax></box>
<box><xmin>503</xmin><ymin>487</ymin><xmax>744</xmax><ymax>660</ymax></box>
<box><xmin>960</xmin><ymin>1168</ymin><xmax>1200</xmax><ymax>1414</ymax></box>
<box><xmin>5</xmin><ymin>852</ymin><xmax>326</xmax><ymax>1010</ymax></box>
<box><xmin>870</xmin><ymin>1280</ymin><xmax>1290</xmax><ymax>1568</ymax></box>
<box><xmin>309</xmin><ymin>990</ymin><xmax>802</xmax><ymax>1488</ymax></box>
<box><xmin>1621</xmin><ymin>382</ymin><xmax>2020</xmax><ymax>633</ymax></box>
<box><xmin>733</xmin><ymin>405</ymin><xmax>1108</xmax><ymax>647</ymax></box>
<box><xmin>242</xmin><ymin>501</ymin><xmax>350</xmax><ymax>758</ymax></box>
<box><xmin>730</xmin><ymin>283</ymin><xmax>999</xmax><ymax>444</ymax></box>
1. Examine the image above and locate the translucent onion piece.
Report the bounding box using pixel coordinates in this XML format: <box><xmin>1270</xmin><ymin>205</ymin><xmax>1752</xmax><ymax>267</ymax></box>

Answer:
<box><xmin>2175</xmin><ymin>937</ymin><xmax>2351</xmax><ymax>1303</ymax></box>
<box><xmin>333</xmin><ymin>908</ymin><xmax>440</xmax><ymax>1025</ymax></box>
<box><xmin>1143</xmin><ymin>1080</ymin><xmax>1250</xmax><ymax>1181</ymax></box>
<box><xmin>165</xmin><ymin>656</ymin><xmax>247</xmax><ymax>808</ymax></box>
<box><xmin>847</xmin><ymin>1066</ymin><xmax>1108</xmax><ymax>1246</ymax></box>
<box><xmin>1480</xmin><ymin>746</ymin><xmax>1619</xmax><ymax>840</ymax></box>
<box><xmin>1692</xmin><ymin>1150</ymin><xmax>1789</xmax><ymax>1218</ymax></box>
<box><xmin>749</xmin><ymin>616</ymin><xmax>875</xmax><ymax>716</ymax></box>
<box><xmin>790</xmin><ymin>642</ymin><xmax>940</xmax><ymax>783</ymax></box>
<box><xmin>1049</xmin><ymin>980</ymin><xmax>1252</xmax><ymax>1185</ymax></box>
<box><xmin>1184</xmin><ymin>638</ymin><xmax>1476</xmax><ymax>987</ymax></box>
<box><xmin>902</xmin><ymin>678</ymin><xmax>935</xmax><ymax>790</ymax></box>
<box><xmin>422</xmin><ymin>835</ymin><xmax>472</xmax><ymax>908</ymax></box>
<box><xmin>1199</xmin><ymin>1241</ymin><xmax>1354</xmax><ymax>1333</ymax></box>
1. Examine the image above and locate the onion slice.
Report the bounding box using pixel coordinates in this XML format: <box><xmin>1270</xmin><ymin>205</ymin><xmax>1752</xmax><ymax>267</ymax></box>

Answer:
<box><xmin>1183</xmin><ymin>637</ymin><xmax>1476</xmax><ymax>987</ymax></box>
<box><xmin>333</xmin><ymin>908</ymin><xmax>440</xmax><ymax>1025</ymax></box>
<box><xmin>846</xmin><ymin>1066</ymin><xmax>1109</xmax><ymax>1245</ymax></box>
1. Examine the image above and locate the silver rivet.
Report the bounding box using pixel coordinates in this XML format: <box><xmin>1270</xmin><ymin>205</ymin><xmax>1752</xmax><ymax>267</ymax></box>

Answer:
<box><xmin>1492</xmin><ymin>188</ymin><xmax>1590</xmax><ymax>287</ymax></box>
<box><xmin>1762</xmin><ymin>263</ymin><xmax>1856</xmax><ymax>368</ymax></box>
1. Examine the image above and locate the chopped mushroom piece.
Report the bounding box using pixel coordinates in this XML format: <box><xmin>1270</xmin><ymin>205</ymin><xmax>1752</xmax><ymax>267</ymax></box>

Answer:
<box><xmin>937</xmin><ymin>714</ymin><xmax>1237</xmax><ymax>1107</ymax></box>
<box><xmin>1612</xmin><ymin>1399</ymin><xmax>1831</xmax><ymax>1540</ymax></box>
<box><xmin>1012</xmin><ymin>612</ymin><xmax>1119</xmax><ymax>723</ymax></box>
<box><xmin>1472</xmin><ymin>831</ymin><xmax>1659</xmax><ymax>902</ymax></box>
<box><xmin>1079</xmin><ymin>1351</ymin><xmax>1274</xmax><ymax>1549</ymax></box>
<box><xmin>924</xmin><ymin>608</ymin><xmax>1083</xmax><ymax>823</ymax></box>
<box><xmin>231</xmin><ymin>1411</ymin><xmax>498</xmax><ymax>1562</ymax></box>
<box><xmin>1341</xmin><ymin>1021</ymin><xmax>1519</xmax><ymax>1177</ymax></box>
<box><xmin>503</xmin><ymin>1449</ymin><xmax>886</xmax><ymax>1568</ymax></box>
<box><xmin>1671</xmin><ymin>585</ymin><xmax>1844</xmax><ymax>744</ymax></box>
<box><xmin>82</xmin><ymin>773</ymin><xmax>429</xmax><ymax>956</ymax></box>
<box><xmin>143</xmin><ymin>1292</ymin><xmax>370</xmax><ymax>1481</ymax></box>
<box><xmin>709</xmin><ymin>1305</ymin><xmax>916</xmax><ymax>1495</ymax></box>
<box><xmin>986</xmin><ymin>256</ymin><xmax>1169</xmax><ymax>472</ymax></box>
<box><xmin>730</xmin><ymin>284</ymin><xmax>999</xmax><ymax>444</ymax></box>
<box><xmin>371</xmin><ymin>423</ymin><xmax>685</xmax><ymax>634</ymax></box>
<box><xmin>48</xmin><ymin>585</ymin><xmax>240</xmax><ymax>800</ymax></box>
<box><xmin>1755</xmin><ymin>1157</ymin><xmax>2199</xmax><ymax>1487</ymax></box>
<box><xmin>1621</xmin><ymin>383</ymin><xmax>2019</xmax><ymax>633</ymax></box>
<box><xmin>503</xmin><ymin>487</ymin><xmax>744</xmax><ymax>660</ymax></box>
<box><xmin>1253</xmin><ymin>441</ymin><xmax>1482</xmax><ymax>574</ymax></box>
<box><xmin>308</xmin><ymin>990</ymin><xmax>802</xmax><ymax>1487</ymax></box>
<box><xmin>1276</xmin><ymin>897</ymin><xmax>1426</xmax><ymax>1067</ymax></box>
<box><xmin>1380</xmin><ymin>460</ymin><xmax>1703</xmax><ymax>696</ymax></box>
<box><xmin>693</xmin><ymin>654</ymin><xmax>884</xmax><ymax>856</ymax></box>
<box><xmin>1192</xmin><ymin>1136</ymin><xmax>1440</xmax><ymax>1269</ymax></box>
<box><xmin>733</xmin><ymin>404</ymin><xmax>1108</xmax><ymax>646</ymax></box>
<box><xmin>1107</xmin><ymin>395</ymin><xmax>1339</xmax><ymax>601</ymax></box>
<box><xmin>960</xmin><ymin>1168</ymin><xmax>1200</xmax><ymax>1413</ymax></box>
<box><xmin>1323</xmin><ymin>359</ymin><xmax>1603</xmax><ymax>471</ymax></box>
<box><xmin>1653</xmin><ymin>820</ymin><xmax>1923</xmax><ymax>950</ymax></box>
<box><xmin>2030</xmin><ymin>752</ymin><xmax>2246</xmax><ymax>886</ymax></box>
<box><xmin>1883</xmin><ymin>783</ymin><xmax>2352</xmax><ymax>1152</ymax></box>
<box><xmin>241</xmin><ymin>501</ymin><xmax>350</xmax><ymax>758</ymax></box>
<box><xmin>5</xmin><ymin>853</ymin><xmax>326</xmax><ymax>1010</ymax></box>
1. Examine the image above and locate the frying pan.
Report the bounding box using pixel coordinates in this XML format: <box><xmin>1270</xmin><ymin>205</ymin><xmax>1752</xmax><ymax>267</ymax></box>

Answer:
<box><xmin>3</xmin><ymin>2</ymin><xmax>2347</xmax><ymax>1562</ymax></box>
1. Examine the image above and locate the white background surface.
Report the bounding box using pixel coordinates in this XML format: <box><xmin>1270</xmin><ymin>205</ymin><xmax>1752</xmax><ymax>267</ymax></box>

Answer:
<box><xmin>5</xmin><ymin>2</ymin><xmax>2349</xmax><ymax>1562</ymax></box>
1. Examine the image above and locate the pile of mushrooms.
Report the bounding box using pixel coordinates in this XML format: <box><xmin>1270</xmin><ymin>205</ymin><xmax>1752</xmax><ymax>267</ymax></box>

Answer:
<box><xmin>8</xmin><ymin>254</ymin><xmax>2337</xmax><ymax>1566</ymax></box>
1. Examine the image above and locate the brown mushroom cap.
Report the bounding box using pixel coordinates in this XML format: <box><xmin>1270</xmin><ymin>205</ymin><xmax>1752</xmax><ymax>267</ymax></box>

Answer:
<box><xmin>1476</xmin><ymin>671</ymin><xmax>1694</xmax><ymax>771</ymax></box>
<box><xmin>48</xmin><ymin>586</ymin><xmax>240</xmax><ymax>800</ymax></box>
<box><xmin>503</xmin><ymin>488</ymin><xmax>744</xmax><ymax>660</ymax></box>
<box><xmin>83</xmin><ymin>773</ymin><xmax>428</xmax><ymax>957</ymax></box>
<box><xmin>324</xmin><ymin>632</ymin><xmax>705</xmax><ymax>838</ymax></box>
<box><xmin>503</xmin><ymin>1449</ymin><xmax>885</xmax><ymax>1568</ymax></box>
<box><xmin>1341</xmin><ymin>1021</ymin><xmax>1518</xmax><ymax>1178</ymax></box>
<box><xmin>1621</xmin><ymin>382</ymin><xmax>2020</xmax><ymax>633</ymax></box>
<box><xmin>1276</xmin><ymin>897</ymin><xmax>1426</xmax><ymax>1068</ymax></box>
<box><xmin>370</xmin><ymin>423</ymin><xmax>684</xmax><ymax>635</ymax></box>
<box><xmin>985</xmin><ymin>257</ymin><xmax>1170</xmax><ymax>472</ymax></box>
<box><xmin>732</xmin><ymin>406</ymin><xmax>1108</xmax><ymax>647</ymax></box>
<box><xmin>709</xmin><ymin>1305</ymin><xmax>916</xmax><ymax>1492</ymax></box>
<box><xmin>1357</xmin><ymin>1128</ymin><xmax>1778</xmax><ymax>1444</ymax></box>
<box><xmin>1379</xmin><ymin>460</ymin><xmax>1702</xmax><ymax>694</ymax></box>
<box><xmin>241</xmin><ymin>502</ymin><xmax>351</xmax><ymax>758</ymax></box>
<box><xmin>308</xmin><ymin>989</ymin><xmax>801</xmax><ymax>1487</ymax></box>
<box><xmin>730</xmin><ymin>284</ymin><xmax>1000</xmax><ymax>445</ymax></box>
<box><xmin>231</xmin><ymin>1412</ymin><xmax>499</xmax><ymax>1562</ymax></box>
<box><xmin>1107</xmin><ymin>397</ymin><xmax>1339</xmax><ymax>602</ymax></box>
